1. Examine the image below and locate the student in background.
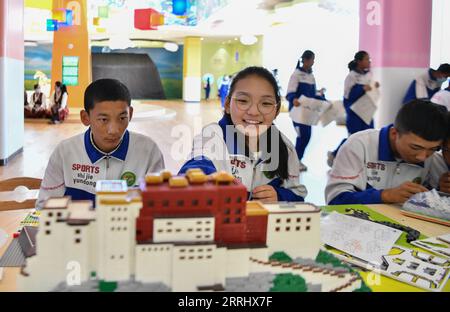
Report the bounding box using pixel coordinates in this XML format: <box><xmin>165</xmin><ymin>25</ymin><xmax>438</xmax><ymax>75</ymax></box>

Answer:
<box><xmin>427</xmin><ymin>113</ymin><xmax>450</xmax><ymax>193</ymax></box>
<box><xmin>431</xmin><ymin>81</ymin><xmax>450</xmax><ymax>111</ymax></box>
<box><xmin>325</xmin><ymin>100</ymin><xmax>448</xmax><ymax>205</ymax></box>
<box><xmin>218</xmin><ymin>75</ymin><xmax>231</xmax><ymax>108</ymax></box>
<box><xmin>286</xmin><ymin>50</ymin><xmax>326</xmax><ymax>172</ymax></box>
<box><xmin>179</xmin><ymin>66</ymin><xmax>307</xmax><ymax>203</ymax></box>
<box><xmin>49</xmin><ymin>81</ymin><xmax>68</xmax><ymax>124</ymax></box>
<box><xmin>403</xmin><ymin>63</ymin><xmax>450</xmax><ymax>105</ymax></box>
<box><xmin>327</xmin><ymin>51</ymin><xmax>380</xmax><ymax>167</ymax></box>
<box><xmin>37</xmin><ymin>79</ymin><xmax>165</xmax><ymax>209</ymax></box>
<box><xmin>204</xmin><ymin>77</ymin><xmax>211</xmax><ymax>101</ymax></box>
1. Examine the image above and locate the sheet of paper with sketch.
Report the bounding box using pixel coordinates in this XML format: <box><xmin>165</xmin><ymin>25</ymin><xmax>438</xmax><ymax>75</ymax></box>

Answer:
<box><xmin>289</xmin><ymin>95</ymin><xmax>331</xmax><ymax>126</ymax></box>
<box><xmin>321</xmin><ymin>212</ymin><xmax>402</xmax><ymax>267</ymax></box>
<box><xmin>320</xmin><ymin>100</ymin><xmax>343</xmax><ymax>127</ymax></box>
<box><xmin>350</xmin><ymin>84</ymin><xmax>380</xmax><ymax>125</ymax></box>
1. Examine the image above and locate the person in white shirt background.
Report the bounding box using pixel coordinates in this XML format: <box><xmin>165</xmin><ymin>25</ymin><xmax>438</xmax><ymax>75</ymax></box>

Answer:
<box><xmin>431</xmin><ymin>81</ymin><xmax>450</xmax><ymax>111</ymax></box>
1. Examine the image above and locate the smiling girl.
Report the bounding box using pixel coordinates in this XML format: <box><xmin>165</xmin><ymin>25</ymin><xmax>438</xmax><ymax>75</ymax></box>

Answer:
<box><xmin>179</xmin><ymin>66</ymin><xmax>307</xmax><ymax>203</ymax></box>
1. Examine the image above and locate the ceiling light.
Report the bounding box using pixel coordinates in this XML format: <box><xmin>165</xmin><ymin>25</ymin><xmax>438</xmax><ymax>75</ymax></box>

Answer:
<box><xmin>240</xmin><ymin>35</ymin><xmax>258</xmax><ymax>46</ymax></box>
<box><xmin>164</xmin><ymin>42</ymin><xmax>179</xmax><ymax>52</ymax></box>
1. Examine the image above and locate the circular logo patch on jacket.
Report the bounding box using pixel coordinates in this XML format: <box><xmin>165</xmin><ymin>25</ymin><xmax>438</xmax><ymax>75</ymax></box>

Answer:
<box><xmin>121</xmin><ymin>172</ymin><xmax>137</xmax><ymax>186</ymax></box>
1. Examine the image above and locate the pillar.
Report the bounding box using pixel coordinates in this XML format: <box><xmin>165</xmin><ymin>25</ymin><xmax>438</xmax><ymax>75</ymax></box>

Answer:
<box><xmin>0</xmin><ymin>0</ymin><xmax>24</xmax><ymax>165</ymax></box>
<box><xmin>51</xmin><ymin>0</ymin><xmax>91</xmax><ymax>108</ymax></box>
<box><xmin>183</xmin><ymin>37</ymin><xmax>202</xmax><ymax>102</ymax></box>
<box><xmin>360</xmin><ymin>0</ymin><xmax>433</xmax><ymax>127</ymax></box>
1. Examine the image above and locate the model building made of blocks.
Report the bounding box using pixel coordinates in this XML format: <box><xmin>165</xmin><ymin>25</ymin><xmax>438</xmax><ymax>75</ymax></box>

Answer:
<box><xmin>17</xmin><ymin>169</ymin><xmax>361</xmax><ymax>292</ymax></box>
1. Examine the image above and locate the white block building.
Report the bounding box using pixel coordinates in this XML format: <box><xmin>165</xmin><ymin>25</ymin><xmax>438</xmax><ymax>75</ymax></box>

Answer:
<box><xmin>18</xmin><ymin>180</ymin><xmax>325</xmax><ymax>292</ymax></box>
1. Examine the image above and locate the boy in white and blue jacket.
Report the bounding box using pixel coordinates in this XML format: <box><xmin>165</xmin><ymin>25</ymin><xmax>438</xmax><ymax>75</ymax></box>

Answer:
<box><xmin>326</xmin><ymin>100</ymin><xmax>448</xmax><ymax>205</ymax></box>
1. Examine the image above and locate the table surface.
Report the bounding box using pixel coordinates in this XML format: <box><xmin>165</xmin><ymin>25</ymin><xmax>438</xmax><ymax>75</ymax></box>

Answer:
<box><xmin>0</xmin><ymin>205</ymin><xmax>449</xmax><ymax>292</ymax></box>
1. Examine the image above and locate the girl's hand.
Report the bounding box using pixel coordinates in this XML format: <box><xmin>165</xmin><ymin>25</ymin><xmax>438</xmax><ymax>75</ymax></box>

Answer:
<box><xmin>375</xmin><ymin>82</ymin><xmax>380</xmax><ymax>88</ymax></box>
<box><xmin>363</xmin><ymin>85</ymin><xmax>372</xmax><ymax>92</ymax></box>
<box><xmin>252</xmin><ymin>185</ymin><xmax>278</xmax><ymax>203</ymax></box>
<box><xmin>293</xmin><ymin>99</ymin><xmax>301</xmax><ymax>107</ymax></box>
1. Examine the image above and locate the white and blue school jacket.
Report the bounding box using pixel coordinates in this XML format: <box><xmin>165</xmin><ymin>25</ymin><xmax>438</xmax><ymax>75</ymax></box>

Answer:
<box><xmin>179</xmin><ymin>115</ymin><xmax>308</xmax><ymax>202</ymax></box>
<box><xmin>325</xmin><ymin>125</ymin><xmax>432</xmax><ymax>205</ymax></box>
<box><xmin>403</xmin><ymin>69</ymin><xmax>443</xmax><ymax>104</ymax></box>
<box><xmin>344</xmin><ymin>70</ymin><xmax>372</xmax><ymax>108</ymax></box>
<box><xmin>36</xmin><ymin>129</ymin><xmax>165</xmax><ymax>209</ymax></box>
<box><xmin>431</xmin><ymin>89</ymin><xmax>450</xmax><ymax>111</ymax></box>
<box><xmin>286</xmin><ymin>68</ymin><xmax>324</xmax><ymax>111</ymax></box>
<box><xmin>426</xmin><ymin>152</ymin><xmax>449</xmax><ymax>191</ymax></box>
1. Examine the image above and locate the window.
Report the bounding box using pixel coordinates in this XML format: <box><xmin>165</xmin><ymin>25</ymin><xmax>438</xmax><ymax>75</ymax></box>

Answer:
<box><xmin>207</xmin><ymin>199</ymin><xmax>213</xmax><ymax>206</ymax></box>
<box><xmin>235</xmin><ymin>217</ymin><xmax>241</xmax><ymax>223</ymax></box>
<box><xmin>236</xmin><ymin>197</ymin><xmax>242</xmax><ymax>203</ymax></box>
<box><xmin>62</xmin><ymin>56</ymin><xmax>79</xmax><ymax>86</ymax></box>
<box><xmin>148</xmin><ymin>200</ymin><xmax>154</xmax><ymax>207</ymax></box>
<box><xmin>167</xmin><ymin>222</ymin><xmax>172</xmax><ymax>226</ymax></box>
<box><xmin>180</xmin><ymin>249</ymin><xmax>185</xmax><ymax>253</ymax></box>
<box><xmin>158</xmin><ymin>229</ymin><xmax>163</xmax><ymax>233</ymax></box>
<box><xmin>167</xmin><ymin>229</ymin><xmax>172</xmax><ymax>233</ymax></box>
<box><xmin>296</xmin><ymin>226</ymin><xmax>301</xmax><ymax>231</ymax></box>
<box><xmin>424</xmin><ymin>268</ymin><xmax>437</xmax><ymax>276</ymax></box>
<box><xmin>48</xmin><ymin>212</ymin><xmax>53</xmax><ymax>217</ymax></box>
<box><xmin>206</xmin><ymin>255</ymin><xmax>212</xmax><ymax>259</ymax></box>
<box><xmin>45</xmin><ymin>230</ymin><xmax>51</xmax><ymax>235</ymax></box>
<box><xmin>307</xmin><ymin>217</ymin><xmax>311</xmax><ymax>222</ymax></box>
<box><xmin>57</xmin><ymin>212</ymin><xmax>62</xmax><ymax>218</ymax></box>
<box><xmin>75</xmin><ymin>229</ymin><xmax>81</xmax><ymax>234</ymax></box>
<box><xmin>286</xmin><ymin>227</ymin><xmax>291</xmax><ymax>232</ymax></box>
<box><xmin>197</xmin><ymin>221</ymin><xmax>202</xmax><ymax>225</ymax></box>
<box><xmin>196</xmin><ymin>235</ymin><xmax>202</xmax><ymax>239</ymax></box>
<box><xmin>192</xmin><ymin>199</ymin><xmax>199</xmax><ymax>206</ymax></box>
<box><xmin>176</xmin><ymin>229</ymin><xmax>181</xmax><ymax>233</ymax></box>
<box><xmin>177</xmin><ymin>200</ymin><xmax>184</xmax><ymax>207</ymax></box>
<box><xmin>45</xmin><ymin>221</ymin><xmax>50</xmax><ymax>226</ymax></box>
<box><xmin>111</xmin><ymin>217</ymin><xmax>115</xmax><ymax>221</ymax></box>
<box><xmin>111</xmin><ymin>227</ymin><xmax>115</xmax><ymax>231</ymax></box>
<box><xmin>187</xmin><ymin>228</ymin><xmax>193</xmax><ymax>232</ymax></box>
<box><xmin>223</xmin><ymin>218</ymin><xmax>230</xmax><ymax>224</ymax></box>
<box><xmin>286</xmin><ymin>218</ymin><xmax>291</xmax><ymax>223</ymax></box>
<box><xmin>225</xmin><ymin>197</ymin><xmax>231</xmax><ymax>204</ymax></box>
<box><xmin>117</xmin><ymin>208</ymin><xmax>121</xmax><ymax>212</ymax></box>
<box><xmin>163</xmin><ymin>200</ymin><xmax>169</xmax><ymax>207</ymax></box>
<box><xmin>297</xmin><ymin>218</ymin><xmax>301</xmax><ymax>223</ymax></box>
<box><xmin>235</xmin><ymin>209</ymin><xmax>242</xmax><ymax>215</ymax></box>
<box><xmin>205</xmin><ymin>235</ymin><xmax>211</xmax><ymax>239</ymax></box>
<box><xmin>196</xmin><ymin>228</ymin><xmax>202</xmax><ymax>232</ymax></box>
<box><xmin>306</xmin><ymin>226</ymin><xmax>310</xmax><ymax>231</ymax></box>
<box><xmin>275</xmin><ymin>227</ymin><xmax>280</xmax><ymax>232</ymax></box>
<box><xmin>179</xmin><ymin>256</ymin><xmax>185</xmax><ymax>260</ymax></box>
<box><xmin>111</xmin><ymin>255</ymin><xmax>115</xmax><ymax>260</ymax></box>
<box><xmin>224</xmin><ymin>209</ymin><xmax>231</xmax><ymax>215</ymax></box>
<box><xmin>75</xmin><ymin>238</ymin><xmax>81</xmax><ymax>244</ymax></box>
<box><xmin>276</xmin><ymin>219</ymin><xmax>281</xmax><ymax>223</ymax></box>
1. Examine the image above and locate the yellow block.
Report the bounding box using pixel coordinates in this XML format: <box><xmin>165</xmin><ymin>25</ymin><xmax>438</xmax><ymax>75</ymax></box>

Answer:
<box><xmin>52</xmin><ymin>9</ymin><xmax>65</xmax><ymax>22</ymax></box>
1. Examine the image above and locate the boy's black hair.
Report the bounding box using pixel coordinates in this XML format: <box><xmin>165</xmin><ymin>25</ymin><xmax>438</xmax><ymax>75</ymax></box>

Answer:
<box><xmin>437</xmin><ymin>63</ymin><xmax>450</xmax><ymax>75</ymax></box>
<box><xmin>224</xmin><ymin>66</ymin><xmax>289</xmax><ymax>181</ymax></box>
<box><xmin>395</xmin><ymin>99</ymin><xmax>448</xmax><ymax>142</ymax></box>
<box><xmin>84</xmin><ymin>79</ymin><xmax>131</xmax><ymax>112</ymax></box>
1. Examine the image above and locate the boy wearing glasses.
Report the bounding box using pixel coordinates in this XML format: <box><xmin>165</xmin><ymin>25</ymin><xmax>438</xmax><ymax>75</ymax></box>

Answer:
<box><xmin>325</xmin><ymin>100</ymin><xmax>448</xmax><ymax>205</ymax></box>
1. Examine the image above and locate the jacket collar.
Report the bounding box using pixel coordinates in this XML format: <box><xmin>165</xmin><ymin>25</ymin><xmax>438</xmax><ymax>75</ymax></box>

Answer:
<box><xmin>84</xmin><ymin>128</ymin><xmax>129</xmax><ymax>164</ymax></box>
